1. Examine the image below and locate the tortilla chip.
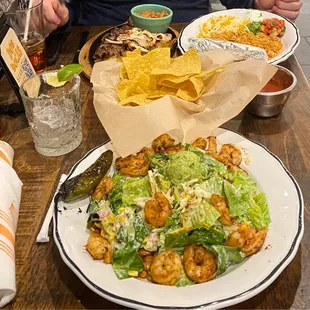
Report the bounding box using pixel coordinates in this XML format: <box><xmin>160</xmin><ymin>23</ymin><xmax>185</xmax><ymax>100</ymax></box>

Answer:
<box><xmin>128</xmin><ymin>71</ymin><xmax>151</xmax><ymax>95</ymax></box>
<box><xmin>116</xmin><ymin>48</ymin><xmax>226</xmax><ymax>105</ymax></box>
<box><xmin>176</xmin><ymin>76</ymin><xmax>206</xmax><ymax>102</ymax></box>
<box><xmin>147</xmin><ymin>87</ymin><xmax>177</xmax><ymax>99</ymax></box>
<box><xmin>117</xmin><ymin>79</ymin><xmax>131</xmax><ymax>100</ymax></box>
<box><xmin>151</xmin><ymin>48</ymin><xmax>201</xmax><ymax>77</ymax></box>
<box><xmin>120</xmin><ymin>65</ymin><xmax>128</xmax><ymax>80</ymax></box>
<box><xmin>119</xmin><ymin>94</ymin><xmax>149</xmax><ymax>106</ymax></box>
<box><xmin>126</xmin><ymin>49</ymin><xmax>142</xmax><ymax>58</ymax></box>
<box><xmin>122</xmin><ymin>48</ymin><xmax>171</xmax><ymax>79</ymax></box>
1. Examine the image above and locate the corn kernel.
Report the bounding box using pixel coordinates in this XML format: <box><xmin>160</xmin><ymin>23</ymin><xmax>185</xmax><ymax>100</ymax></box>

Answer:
<box><xmin>119</xmin><ymin>216</ymin><xmax>126</xmax><ymax>223</ymax></box>
<box><xmin>108</xmin><ymin>215</ymin><xmax>115</xmax><ymax>221</ymax></box>
<box><xmin>108</xmin><ymin>235</ymin><xmax>115</xmax><ymax>243</ymax></box>
<box><xmin>128</xmin><ymin>270</ymin><xmax>139</xmax><ymax>277</ymax></box>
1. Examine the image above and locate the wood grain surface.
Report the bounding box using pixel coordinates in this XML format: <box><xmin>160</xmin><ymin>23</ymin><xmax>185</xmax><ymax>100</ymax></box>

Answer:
<box><xmin>1</xmin><ymin>24</ymin><xmax>309</xmax><ymax>310</ymax></box>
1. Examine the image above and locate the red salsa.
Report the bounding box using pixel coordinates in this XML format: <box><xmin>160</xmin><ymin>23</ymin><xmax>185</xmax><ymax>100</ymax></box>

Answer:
<box><xmin>261</xmin><ymin>77</ymin><xmax>291</xmax><ymax>93</ymax></box>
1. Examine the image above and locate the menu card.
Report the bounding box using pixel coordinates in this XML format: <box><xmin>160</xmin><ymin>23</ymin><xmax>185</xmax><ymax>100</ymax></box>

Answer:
<box><xmin>0</xmin><ymin>27</ymin><xmax>35</xmax><ymax>87</ymax></box>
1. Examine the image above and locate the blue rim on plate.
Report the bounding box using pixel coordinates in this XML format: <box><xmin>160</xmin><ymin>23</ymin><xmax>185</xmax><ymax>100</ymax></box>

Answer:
<box><xmin>177</xmin><ymin>10</ymin><xmax>300</xmax><ymax>65</ymax></box>
<box><xmin>53</xmin><ymin>128</ymin><xmax>304</xmax><ymax>309</ymax></box>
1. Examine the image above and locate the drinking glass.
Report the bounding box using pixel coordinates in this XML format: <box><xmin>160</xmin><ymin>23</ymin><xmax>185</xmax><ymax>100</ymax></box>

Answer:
<box><xmin>7</xmin><ymin>0</ymin><xmax>46</xmax><ymax>73</ymax></box>
<box><xmin>19</xmin><ymin>71</ymin><xmax>82</xmax><ymax>156</ymax></box>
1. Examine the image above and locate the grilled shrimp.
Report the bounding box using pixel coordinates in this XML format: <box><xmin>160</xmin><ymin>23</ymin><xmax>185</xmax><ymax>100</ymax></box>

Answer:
<box><xmin>164</xmin><ymin>144</ymin><xmax>185</xmax><ymax>155</ymax></box>
<box><xmin>152</xmin><ymin>134</ymin><xmax>175</xmax><ymax>153</ymax></box>
<box><xmin>206</xmin><ymin>136</ymin><xmax>217</xmax><ymax>154</ymax></box>
<box><xmin>91</xmin><ymin>176</ymin><xmax>114</xmax><ymax>200</ymax></box>
<box><xmin>191</xmin><ymin>137</ymin><xmax>207</xmax><ymax>150</ymax></box>
<box><xmin>184</xmin><ymin>245</ymin><xmax>217</xmax><ymax>283</ymax></box>
<box><xmin>150</xmin><ymin>249</ymin><xmax>182</xmax><ymax>285</ymax></box>
<box><xmin>144</xmin><ymin>192</ymin><xmax>172</xmax><ymax>227</ymax></box>
<box><xmin>219</xmin><ymin>143</ymin><xmax>242</xmax><ymax>166</ymax></box>
<box><xmin>86</xmin><ymin>232</ymin><xmax>113</xmax><ymax>264</ymax></box>
<box><xmin>212</xmin><ymin>154</ymin><xmax>243</xmax><ymax>172</ymax></box>
<box><xmin>115</xmin><ymin>154</ymin><xmax>149</xmax><ymax>176</ymax></box>
<box><xmin>137</xmin><ymin>147</ymin><xmax>155</xmax><ymax>158</ymax></box>
<box><xmin>226</xmin><ymin>223</ymin><xmax>267</xmax><ymax>256</ymax></box>
<box><xmin>210</xmin><ymin>194</ymin><xmax>233</xmax><ymax>226</ymax></box>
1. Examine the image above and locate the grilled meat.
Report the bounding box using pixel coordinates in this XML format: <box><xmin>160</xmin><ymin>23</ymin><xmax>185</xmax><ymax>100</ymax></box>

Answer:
<box><xmin>93</xmin><ymin>24</ymin><xmax>173</xmax><ymax>62</ymax></box>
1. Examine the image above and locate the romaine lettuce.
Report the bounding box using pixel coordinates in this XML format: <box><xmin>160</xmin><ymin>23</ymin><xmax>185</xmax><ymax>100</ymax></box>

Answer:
<box><xmin>109</xmin><ymin>174</ymin><xmax>151</xmax><ymax>213</ymax></box>
<box><xmin>247</xmin><ymin>193</ymin><xmax>271</xmax><ymax>230</ymax></box>
<box><xmin>204</xmin><ymin>245</ymin><xmax>244</xmax><ymax>275</ymax></box>
<box><xmin>176</xmin><ymin>268</ymin><xmax>194</xmax><ymax>287</ymax></box>
<box><xmin>187</xmin><ymin>146</ymin><xmax>227</xmax><ymax>177</ymax></box>
<box><xmin>112</xmin><ymin>213</ymin><xmax>148</xmax><ymax>279</ymax></box>
<box><xmin>108</xmin><ymin>173</ymin><xmax>128</xmax><ymax>213</ymax></box>
<box><xmin>183</xmin><ymin>202</ymin><xmax>220</xmax><ymax>228</ymax></box>
<box><xmin>149</xmin><ymin>153</ymin><xmax>170</xmax><ymax>170</ymax></box>
<box><xmin>112</xmin><ymin>248</ymin><xmax>144</xmax><ymax>279</ymax></box>
<box><xmin>122</xmin><ymin>177</ymin><xmax>151</xmax><ymax>205</ymax></box>
<box><xmin>224</xmin><ymin>171</ymin><xmax>270</xmax><ymax>229</ymax></box>
<box><xmin>224</xmin><ymin>180</ymin><xmax>251</xmax><ymax>217</ymax></box>
<box><xmin>164</xmin><ymin>227</ymin><xmax>225</xmax><ymax>248</ymax></box>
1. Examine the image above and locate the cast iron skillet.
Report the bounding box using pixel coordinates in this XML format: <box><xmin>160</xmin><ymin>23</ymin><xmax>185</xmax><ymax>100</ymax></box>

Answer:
<box><xmin>88</xmin><ymin>22</ymin><xmax>178</xmax><ymax>66</ymax></box>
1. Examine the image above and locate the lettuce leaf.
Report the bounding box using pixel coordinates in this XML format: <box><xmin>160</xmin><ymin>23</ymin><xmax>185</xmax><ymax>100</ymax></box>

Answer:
<box><xmin>224</xmin><ymin>172</ymin><xmax>270</xmax><ymax>229</ymax></box>
<box><xmin>164</xmin><ymin>228</ymin><xmax>225</xmax><ymax>248</ymax></box>
<box><xmin>199</xmin><ymin>177</ymin><xmax>224</xmax><ymax>196</ymax></box>
<box><xmin>187</xmin><ymin>146</ymin><xmax>227</xmax><ymax>177</ymax></box>
<box><xmin>204</xmin><ymin>245</ymin><xmax>244</xmax><ymax>275</ymax></box>
<box><xmin>247</xmin><ymin>193</ymin><xmax>271</xmax><ymax>230</ymax></box>
<box><xmin>177</xmin><ymin>268</ymin><xmax>194</xmax><ymax>287</ymax></box>
<box><xmin>224</xmin><ymin>180</ymin><xmax>251</xmax><ymax>217</ymax></box>
<box><xmin>149</xmin><ymin>153</ymin><xmax>170</xmax><ymax>170</ymax></box>
<box><xmin>223</xmin><ymin>171</ymin><xmax>257</xmax><ymax>218</ymax></box>
<box><xmin>108</xmin><ymin>173</ymin><xmax>128</xmax><ymax>213</ymax></box>
<box><xmin>108</xmin><ymin>174</ymin><xmax>151</xmax><ymax>213</ymax></box>
<box><xmin>155</xmin><ymin>174</ymin><xmax>171</xmax><ymax>193</ymax></box>
<box><xmin>112</xmin><ymin>248</ymin><xmax>144</xmax><ymax>279</ymax></box>
<box><xmin>183</xmin><ymin>202</ymin><xmax>220</xmax><ymax>229</ymax></box>
<box><xmin>227</xmin><ymin>171</ymin><xmax>257</xmax><ymax>197</ymax></box>
<box><xmin>112</xmin><ymin>213</ymin><xmax>147</xmax><ymax>279</ymax></box>
<box><xmin>246</xmin><ymin>21</ymin><xmax>262</xmax><ymax>34</ymax></box>
<box><xmin>122</xmin><ymin>177</ymin><xmax>151</xmax><ymax>205</ymax></box>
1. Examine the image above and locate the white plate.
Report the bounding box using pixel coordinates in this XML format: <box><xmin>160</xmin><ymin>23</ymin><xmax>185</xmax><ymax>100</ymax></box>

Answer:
<box><xmin>178</xmin><ymin>9</ymin><xmax>300</xmax><ymax>65</ymax></box>
<box><xmin>53</xmin><ymin>128</ymin><xmax>304</xmax><ymax>309</ymax></box>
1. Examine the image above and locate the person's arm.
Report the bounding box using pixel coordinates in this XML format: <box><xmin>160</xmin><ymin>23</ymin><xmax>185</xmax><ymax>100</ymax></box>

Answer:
<box><xmin>219</xmin><ymin>0</ymin><xmax>302</xmax><ymax>21</ymax></box>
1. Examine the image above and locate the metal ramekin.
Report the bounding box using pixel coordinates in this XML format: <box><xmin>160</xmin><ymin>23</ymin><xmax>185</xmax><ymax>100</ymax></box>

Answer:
<box><xmin>246</xmin><ymin>65</ymin><xmax>297</xmax><ymax>118</ymax></box>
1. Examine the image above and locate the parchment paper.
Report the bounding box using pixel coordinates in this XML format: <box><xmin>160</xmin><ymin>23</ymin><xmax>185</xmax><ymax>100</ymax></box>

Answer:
<box><xmin>91</xmin><ymin>50</ymin><xmax>276</xmax><ymax>157</ymax></box>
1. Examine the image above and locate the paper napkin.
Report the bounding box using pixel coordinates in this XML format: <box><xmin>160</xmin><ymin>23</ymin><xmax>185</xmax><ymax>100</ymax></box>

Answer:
<box><xmin>0</xmin><ymin>141</ymin><xmax>22</xmax><ymax>307</ymax></box>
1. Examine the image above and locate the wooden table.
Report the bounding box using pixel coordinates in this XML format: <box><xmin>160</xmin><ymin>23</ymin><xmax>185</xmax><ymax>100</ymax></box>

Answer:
<box><xmin>1</xmin><ymin>24</ymin><xmax>310</xmax><ymax>309</ymax></box>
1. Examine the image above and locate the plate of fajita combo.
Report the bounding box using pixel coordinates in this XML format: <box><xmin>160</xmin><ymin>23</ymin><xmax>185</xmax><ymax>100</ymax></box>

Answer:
<box><xmin>178</xmin><ymin>9</ymin><xmax>300</xmax><ymax>65</ymax></box>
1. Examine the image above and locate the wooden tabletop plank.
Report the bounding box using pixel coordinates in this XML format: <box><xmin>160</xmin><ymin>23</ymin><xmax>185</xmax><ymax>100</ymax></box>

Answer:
<box><xmin>1</xmin><ymin>25</ymin><xmax>309</xmax><ymax>309</ymax></box>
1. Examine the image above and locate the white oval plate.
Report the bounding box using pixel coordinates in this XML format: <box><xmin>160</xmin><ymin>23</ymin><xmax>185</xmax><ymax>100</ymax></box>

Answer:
<box><xmin>178</xmin><ymin>9</ymin><xmax>300</xmax><ymax>65</ymax></box>
<box><xmin>53</xmin><ymin>128</ymin><xmax>303</xmax><ymax>310</ymax></box>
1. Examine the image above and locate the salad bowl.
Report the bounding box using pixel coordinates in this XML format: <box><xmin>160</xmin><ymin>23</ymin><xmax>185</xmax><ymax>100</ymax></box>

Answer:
<box><xmin>53</xmin><ymin>127</ymin><xmax>303</xmax><ymax>309</ymax></box>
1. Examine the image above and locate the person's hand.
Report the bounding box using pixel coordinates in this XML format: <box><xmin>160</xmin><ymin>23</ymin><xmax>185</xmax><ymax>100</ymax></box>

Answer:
<box><xmin>34</xmin><ymin>0</ymin><xmax>69</xmax><ymax>35</ymax></box>
<box><xmin>255</xmin><ymin>0</ymin><xmax>303</xmax><ymax>22</ymax></box>
<box><xmin>272</xmin><ymin>0</ymin><xmax>303</xmax><ymax>22</ymax></box>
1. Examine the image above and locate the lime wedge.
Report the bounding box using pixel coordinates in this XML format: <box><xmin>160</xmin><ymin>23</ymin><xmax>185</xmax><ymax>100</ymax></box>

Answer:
<box><xmin>46</xmin><ymin>72</ymin><xmax>67</xmax><ymax>87</ymax></box>
<box><xmin>57</xmin><ymin>64</ymin><xmax>83</xmax><ymax>82</ymax></box>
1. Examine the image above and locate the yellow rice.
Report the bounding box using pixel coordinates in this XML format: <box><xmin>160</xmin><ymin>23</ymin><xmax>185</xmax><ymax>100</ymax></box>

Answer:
<box><xmin>206</xmin><ymin>29</ymin><xmax>283</xmax><ymax>59</ymax></box>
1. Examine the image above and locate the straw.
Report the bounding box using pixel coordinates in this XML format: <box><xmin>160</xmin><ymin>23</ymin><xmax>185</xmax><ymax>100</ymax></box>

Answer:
<box><xmin>23</xmin><ymin>0</ymin><xmax>33</xmax><ymax>42</ymax></box>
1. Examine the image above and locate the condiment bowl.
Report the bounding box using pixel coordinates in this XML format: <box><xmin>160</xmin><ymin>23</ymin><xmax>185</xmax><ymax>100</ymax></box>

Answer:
<box><xmin>246</xmin><ymin>65</ymin><xmax>297</xmax><ymax>118</ymax></box>
<box><xmin>130</xmin><ymin>4</ymin><xmax>173</xmax><ymax>33</ymax></box>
